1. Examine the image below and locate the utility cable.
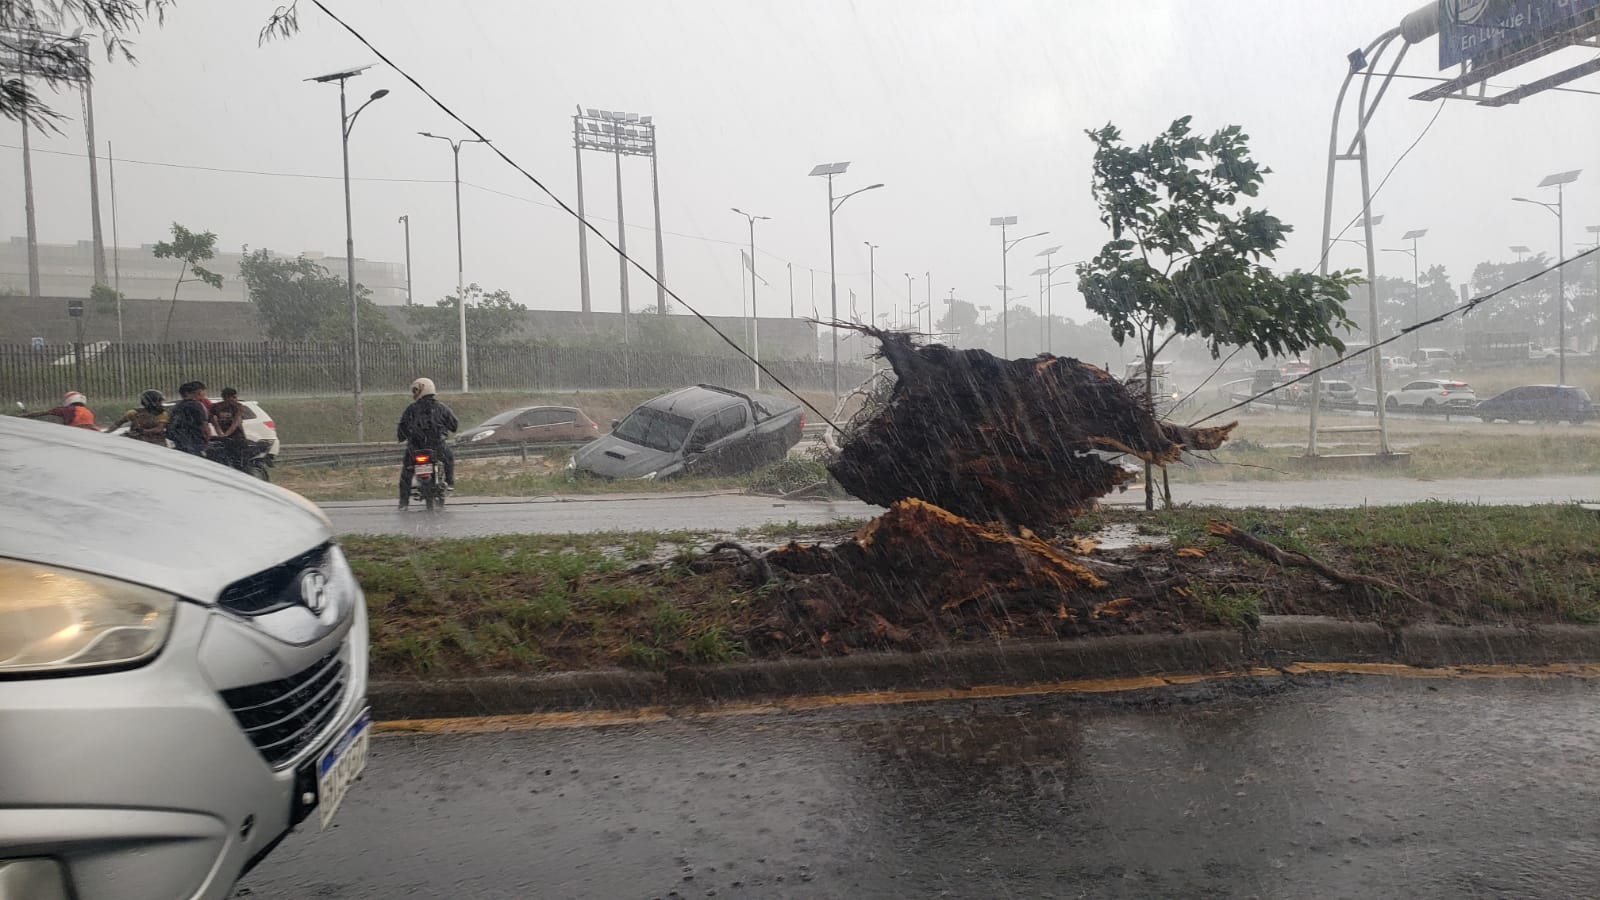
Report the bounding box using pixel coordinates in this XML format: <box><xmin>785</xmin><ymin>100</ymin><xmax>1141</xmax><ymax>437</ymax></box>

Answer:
<box><xmin>1189</xmin><ymin>245</ymin><xmax>1600</xmax><ymax>426</ymax></box>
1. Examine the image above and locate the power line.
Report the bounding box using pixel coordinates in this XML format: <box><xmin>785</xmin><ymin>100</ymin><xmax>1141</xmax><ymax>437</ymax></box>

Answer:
<box><xmin>0</xmin><ymin>140</ymin><xmax>852</xmax><ymax>275</ymax></box>
<box><xmin>306</xmin><ymin>0</ymin><xmax>843</xmax><ymax>432</ymax></box>
<box><xmin>1189</xmin><ymin>245</ymin><xmax>1600</xmax><ymax>426</ymax></box>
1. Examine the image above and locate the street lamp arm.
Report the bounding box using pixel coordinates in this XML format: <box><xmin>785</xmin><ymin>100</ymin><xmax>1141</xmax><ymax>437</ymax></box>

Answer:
<box><xmin>832</xmin><ymin>183</ymin><xmax>885</xmax><ymax>213</ymax></box>
<box><xmin>1004</xmin><ymin>231</ymin><xmax>1049</xmax><ymax>253</ymax></box>
<box><xmin>1512</xmin><ymin>197</ymin><xmax>1560</xmax><ymax>216</ymax></box>
<box><xmin>343</xmin><ymin>90</ymin><xmax>388</xmax><ymax>138</ymax></box>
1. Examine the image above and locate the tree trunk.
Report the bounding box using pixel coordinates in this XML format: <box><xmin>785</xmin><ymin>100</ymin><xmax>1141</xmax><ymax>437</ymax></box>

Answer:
<box><xmin>1143</xmin><ymin>328</ymin><xmax>1155</xmax><ymax>512</ymax></box>
<box><xmin>162</xmin><ymin>261</ymin><xmax>189</xmax><ymax>343</ymax></box>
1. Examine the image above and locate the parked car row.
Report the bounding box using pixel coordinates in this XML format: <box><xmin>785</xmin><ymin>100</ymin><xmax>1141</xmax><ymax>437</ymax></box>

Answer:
<box><xmin>1384</xmin><ymin>379</ymin><xmax>1593</xmax><ymax>423</ymax></box>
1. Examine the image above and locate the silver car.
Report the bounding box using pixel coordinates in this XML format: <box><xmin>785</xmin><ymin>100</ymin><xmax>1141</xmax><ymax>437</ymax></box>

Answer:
<box><xmin>0</xmin><ymin>418</ymin><xmax>370</xmax><ymax>900</ymax></box>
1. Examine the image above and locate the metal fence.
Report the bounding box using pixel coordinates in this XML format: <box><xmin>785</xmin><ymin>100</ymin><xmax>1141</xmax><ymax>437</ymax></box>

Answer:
<box><xmin>0</xmin><ymin>341</ymin><xmax>874</xmax><ymax>406</ymax></box>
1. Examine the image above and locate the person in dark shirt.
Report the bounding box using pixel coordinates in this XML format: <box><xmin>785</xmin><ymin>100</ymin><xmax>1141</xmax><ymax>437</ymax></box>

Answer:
<box><xmin>208</xmin><ymin>387</ymin><xmax>249</xmax><ymax>467</ymax></box>
<box><xmin>24</xmin><ymin>391</ymin><xmax>96</xmax><ymax>428</ymax></box>
<box><xmin>106</xmin><ymin>390</ymin><xmax>169</xmax><ymax>444</ymax></box>
<box><xmin>396</xmin><ymin>377</ymin><xmax>458</xmax><ymax>508</ymax></box>
<box><xmin>166</xmin><ymin>382</ymin><xmax>210</xmax><ymax>455</ymax></box>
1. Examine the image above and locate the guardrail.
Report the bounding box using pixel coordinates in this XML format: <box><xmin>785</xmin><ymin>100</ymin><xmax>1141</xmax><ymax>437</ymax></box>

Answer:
<box><xmin>280</xmin><ymin>422</ymin><xmax>832</xmax><ymax>469</ymax></box>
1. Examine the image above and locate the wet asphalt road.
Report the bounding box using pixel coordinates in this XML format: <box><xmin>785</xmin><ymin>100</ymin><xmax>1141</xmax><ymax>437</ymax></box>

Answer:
<box><xmin>239</xmin><ymin>674</ymin><xmax>1600</xmax><ymax>899</ymax></box>
<box><xmin>322</xmin><ymin>475</ymin><xmax>1599</xmax><ymax>536</ymax></box>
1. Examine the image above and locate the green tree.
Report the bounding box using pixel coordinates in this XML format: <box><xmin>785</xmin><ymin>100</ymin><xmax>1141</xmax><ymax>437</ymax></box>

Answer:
<box><xmin>1077</xmin><ymin>116</ymin><xmax>1357</xmax><ymax>509</ymax></box>
<box><xmin>406</xmin><ymin>284</ymin><xmax>528</xmax><ymax>346</ymax></box>
<box><xmin>2</xmin><ymin>1</ymin><xmax>172</xmax><ymax>130</ymax></box>
<box><xmin>238</xmin><ymin>248</ymin><xmax>400</xmax><ymax>342</ymax></box>
<box><xmin>153</xmin><ymin>222</ymin><xmax>222</xmax><ymax>342</ymax></box>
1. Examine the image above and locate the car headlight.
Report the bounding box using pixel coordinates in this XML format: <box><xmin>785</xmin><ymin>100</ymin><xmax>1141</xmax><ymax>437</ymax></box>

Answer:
<box><xmin>639</xmin><ymin>471</ymin><xmax>658</xmax><ymax>481</ymax></box>
<box><xmin>470</xmin><ymin>430</ymin><xmax>495</xmax><ymax>442</ymax></box>
<box><xmin>566</xmin><ymin>456</ymin><xmax>578</xmax><ymax>470</ymax></box>
<box><xmin>0</xmin><ymin>559</ymin><xmax>176</xmax><ymax>675</ymax></box>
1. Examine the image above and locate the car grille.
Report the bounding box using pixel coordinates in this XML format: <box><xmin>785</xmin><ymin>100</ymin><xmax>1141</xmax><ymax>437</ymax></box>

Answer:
<box><xmin>218</xmin><ymin>544</ymin><xmax>331</xmax><ymax>615</ymax></box>
<box><xmin>219</xmin><ymin>648</ymin><xmax>347</xmax><ymax>769</ymax></box>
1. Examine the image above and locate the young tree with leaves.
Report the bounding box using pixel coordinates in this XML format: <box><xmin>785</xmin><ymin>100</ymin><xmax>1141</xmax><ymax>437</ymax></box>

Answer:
<box><xmin>406</xmin><ymin>284</ymin><xmax>528</xmax><ymax>347</ymax></box>
<box><xmin>1077</xmin><ymin>117</ymin><xmax>1357</xmax><ymax>510</ymax></box>
<box><xmin>238</xmin><ymin>248</ymin><xmax>400</xmax><ymax>343</ymax></box>
<box><xmin>152</xmin><ymin>222</ymin><xmax>222</xmax><ymax>342</ymax></box>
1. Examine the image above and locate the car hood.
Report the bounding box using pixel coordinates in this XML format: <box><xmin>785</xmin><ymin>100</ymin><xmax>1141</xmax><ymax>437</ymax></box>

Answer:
<box><xmin>573</xmin><ymin>434</ymin><xmax>679</xmax><ymax>479</ymax></box>
<box><xmin>0</xmin><ymin>417</ymin><xmax>334</xmax><ymax>603</ymax></box>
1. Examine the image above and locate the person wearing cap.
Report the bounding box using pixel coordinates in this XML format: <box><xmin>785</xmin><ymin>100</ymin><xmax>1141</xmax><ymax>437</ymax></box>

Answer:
<box><xmin>166</xmin><ymin>382</ymin><xmax>209</xmax><ymax>455</ymax></box>
<box><xmin>24</xmin><ymin>391</ymin><xmax>96</xmax><ymax>429</ymax></box>
<box><xmin>396</xmin><ymin>376</ymin><xmax>458</xmax><ymax>509</ymax></box>
<box><xmin>105</xmin><ymin>390</ymin><xmax>169</xmax><ymax>444</ymax></box>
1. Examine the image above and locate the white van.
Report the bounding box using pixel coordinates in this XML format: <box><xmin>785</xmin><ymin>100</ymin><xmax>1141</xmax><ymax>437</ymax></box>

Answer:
<box><xmin>1411</xmin><ymin>348</ymin><xmax>1454</xmax><ymax>371</ymax></box>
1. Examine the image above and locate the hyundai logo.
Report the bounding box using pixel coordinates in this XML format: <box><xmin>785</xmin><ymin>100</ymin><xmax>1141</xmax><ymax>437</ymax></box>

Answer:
<box><xmin>299</xmin><ymin>570</ymin><xmax>331</xmax><ymax>615</ymax></box>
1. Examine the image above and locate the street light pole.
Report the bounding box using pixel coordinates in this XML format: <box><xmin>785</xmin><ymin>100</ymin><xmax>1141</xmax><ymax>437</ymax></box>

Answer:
<box><xmin>904</xmin><ymin>273</ymin><xmax>915</xmax><ymax>331</ymax></box>
<box><xmin>733</xmin><ymin>208</ymin><xmax>770</xmax><ymax>388</ymax></box>
<box><xmin>1515</xmin><ymin>169</ymin><xmax>1582</xmax><ymax>386</ymax></box>
<box><xmin>925</xmin><ymin>270</ymin><xmax>931</xmax><ymax>334</ymax></box>
<box><xmin>810</xmin><ymin>162</ymin><xmax>883</xmax><ymax>399</ymax></box>
<box><xmin>991</xmin><ymin>217</ymin><xmax>1048</xmax><ymax>357</ymax></box>
<box><xmin>312</xmin><ymin>65</ymin><xmax>388</xmax><ymax>442</ymax></box>
<box><xmin>864</xmin><ymin>242</ymin><xmax>878</xmax><ymax>331</ymax></box>
<box><xmin>398</xmin><ymin>214</ymin><xmax>412</xmax><ymax>304</ymax></box>
<box><xmin>421</xmin><ymin>132</ymin><xmax>488</xmax><ymax>392</ymax></box>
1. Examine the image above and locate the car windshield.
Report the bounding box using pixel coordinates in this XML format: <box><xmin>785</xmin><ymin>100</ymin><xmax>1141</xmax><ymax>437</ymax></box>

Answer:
<box><xmin>612</xmin><ymin>407</ymin><xmax>694</xmax><ymax>453</ymax></box>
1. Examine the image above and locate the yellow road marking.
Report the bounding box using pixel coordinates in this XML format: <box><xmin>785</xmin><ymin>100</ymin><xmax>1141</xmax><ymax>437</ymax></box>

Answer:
<box><xmin>374</xmin><ymin>661</ymin><xmax>1600</xmax><ymax>736</ymax></box>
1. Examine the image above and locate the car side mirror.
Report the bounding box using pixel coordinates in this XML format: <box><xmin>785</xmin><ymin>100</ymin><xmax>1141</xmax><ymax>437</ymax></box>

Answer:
<box><xmin>611</xmin><ymin>419</ymin><xmax>621</xmax><ymax>430</ymax></box>
<box><xmin>685</xmin><ymin>441</ymin><xmax>707</xmax><ymax>455</ymax></box>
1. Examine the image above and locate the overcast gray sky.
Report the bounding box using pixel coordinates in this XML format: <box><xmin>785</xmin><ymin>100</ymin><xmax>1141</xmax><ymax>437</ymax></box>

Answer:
<box><xmin>4</xmin><ymin>0</ymin><xmax>1598</xmax><ymax>327</ymax></box>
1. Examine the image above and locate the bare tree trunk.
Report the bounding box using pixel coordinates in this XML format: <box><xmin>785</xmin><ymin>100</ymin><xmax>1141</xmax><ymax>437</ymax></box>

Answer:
<box><xmin>162</xmin><ymin>261</ymin><xmax>190</xmax><ymax>343</ymax></box>
<box><xmin>1143</xmin><ymin>327</ymin><xmax>1155</xmax><ymax>512</ymax></box>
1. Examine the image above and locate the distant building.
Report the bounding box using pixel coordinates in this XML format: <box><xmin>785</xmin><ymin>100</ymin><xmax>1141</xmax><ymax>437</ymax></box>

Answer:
<box><xmin>0</xmin><ymin>237</ymin><xmax>409</xmax><ymax>305</ymax></box>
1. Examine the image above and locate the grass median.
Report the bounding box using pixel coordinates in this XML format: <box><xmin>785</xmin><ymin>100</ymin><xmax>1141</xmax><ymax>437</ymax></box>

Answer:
<box><xmin>347</xmin><ymin>501</ymin><xmax>1600</xmax><ymax>680</ymax></box>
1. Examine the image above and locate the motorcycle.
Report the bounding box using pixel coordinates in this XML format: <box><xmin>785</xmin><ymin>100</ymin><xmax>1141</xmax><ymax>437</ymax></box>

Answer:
<box><xmin>408</xmin><ymin>448</ymin><xmax>447</xmax><ymax>511</ymax></box>
<box><xmin>203</xmin><ymin>438</ymin><xmax>275</xmax><ymax>481</ymax></box>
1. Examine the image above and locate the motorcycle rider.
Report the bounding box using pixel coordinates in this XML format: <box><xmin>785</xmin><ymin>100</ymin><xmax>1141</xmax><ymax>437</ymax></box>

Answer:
<box><xmin>105</xmin><ymin>390</ymin><xmax>169</xmax><ymax>444</ymax></box>
<box><xmin>23</xmin><ymin>391</ymin><xmax>96</xmax><ymax>429</ymax></box>
<box><xmin>166</xmin><ymin>382</ymin><xmax>210</xmax><ymax>455</ymax></box>
<box><xmin>396</xmin><ymin>377</ymin><xmax>458</xmax><ymax>509</ymax></box>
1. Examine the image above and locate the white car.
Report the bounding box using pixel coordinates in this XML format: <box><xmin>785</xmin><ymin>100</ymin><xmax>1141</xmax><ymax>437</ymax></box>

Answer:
<box><xmin>1385</xmin><ymin>379</ymin><xmax>1477</xmax><ymax>410</ymax></box>
<box><xmin>0</xmin><ymin>416</ymin><xmax>369</xmax><ymax>900</ymax></box>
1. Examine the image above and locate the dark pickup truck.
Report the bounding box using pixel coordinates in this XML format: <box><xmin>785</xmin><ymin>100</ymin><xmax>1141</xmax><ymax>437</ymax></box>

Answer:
<box><xmin>571</xmin><ymin>384</ymin><xmax>806</xmax><ymax>480</ymax></box>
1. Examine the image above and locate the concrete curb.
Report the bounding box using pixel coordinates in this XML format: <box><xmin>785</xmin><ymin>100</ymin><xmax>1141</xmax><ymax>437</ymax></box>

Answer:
<box><xmin>367</xmin><ymin>616</ymin><xmax>1600</xmax><ymax>720</ymax></box>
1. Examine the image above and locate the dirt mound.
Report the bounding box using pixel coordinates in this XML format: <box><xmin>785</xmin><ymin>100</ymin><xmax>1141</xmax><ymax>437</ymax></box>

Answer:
<box><xmin>744</xmin><ymin>499</ymin><xmax>1213</xmax><ymax>656</ymax></box>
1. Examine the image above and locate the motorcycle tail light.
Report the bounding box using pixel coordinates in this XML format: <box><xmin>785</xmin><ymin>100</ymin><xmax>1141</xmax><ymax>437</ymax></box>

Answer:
<box><xmin>413</xmin><ymin>453</ymin><xmax>432</xmax><ymax>464</ymax></box>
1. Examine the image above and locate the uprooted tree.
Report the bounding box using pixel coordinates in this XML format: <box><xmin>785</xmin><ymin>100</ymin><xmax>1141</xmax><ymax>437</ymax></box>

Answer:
<box><xmin>1077</xmin><ymin>116</ymin><xmax>1358</xmax><ymax>509</ymax></box>
<box><xmin>741</xmin><ymin>326</ymin><xmax>1239</xmax><ymax>655</ymax></box>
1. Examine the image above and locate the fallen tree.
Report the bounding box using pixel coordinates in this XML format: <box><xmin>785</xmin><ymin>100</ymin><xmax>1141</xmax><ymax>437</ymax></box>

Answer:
<box><xmin>826</xmin><ymin>326</ymin><xmax>1236</xmax><ymax>527</ymax></box>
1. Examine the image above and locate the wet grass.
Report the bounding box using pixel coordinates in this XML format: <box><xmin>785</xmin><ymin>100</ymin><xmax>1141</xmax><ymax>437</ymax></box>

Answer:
<box><xmin>348</xmin><ymin>502</ymin><xmax>1600</xmax><ymax>679</ymax></box>
<box><xmin>1119</xmin><ymin>502</ymin><xmax>1600</xmax><ymax>625</ymax></box>
<box><xmin>1172</xmin><ymin>429</ymin><xmax>1600</xmax><ymax>483</ymax></box>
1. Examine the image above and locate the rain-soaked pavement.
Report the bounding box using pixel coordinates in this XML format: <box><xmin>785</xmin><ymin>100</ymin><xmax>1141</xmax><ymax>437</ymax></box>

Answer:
<box><xmin>323</xmin><ymin>474</ymin><xmax>1599</xmax><ymax>536</ymax></box>
<box><xmin>238</xmin><ymin>674</ymin><xmax>1600</xmax><ymax>899</ymax></box>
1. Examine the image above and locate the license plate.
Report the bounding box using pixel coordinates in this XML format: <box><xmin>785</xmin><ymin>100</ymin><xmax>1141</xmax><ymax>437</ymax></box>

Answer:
<box><xmin>317</xmin><ymin>709</ymin><xmax>371</xmax><ymax>830</ymax></box>
<box><xmin>413</xmin><ymin>464</ymin><xmax>434</xmax><ymax>477</ymax></box>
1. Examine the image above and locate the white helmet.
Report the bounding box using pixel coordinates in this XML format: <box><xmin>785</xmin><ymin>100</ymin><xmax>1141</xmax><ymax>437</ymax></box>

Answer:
<box><xmin>64</xmin><ymin>391</ymin><xmax>87</xmax><ymax>406</ymax></box>
<box><xmin>410</xmin><ymin>377</ymin><xmax>437</xmax><ymax>398</ymax></box>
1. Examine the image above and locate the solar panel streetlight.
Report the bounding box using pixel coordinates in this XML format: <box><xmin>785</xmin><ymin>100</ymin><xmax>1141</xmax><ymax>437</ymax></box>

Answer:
<box><xmin>990</xmin><ymin>218</ymin><xmax>1047</xmax><ymax>356</ymax></box>
<box><xmin>1382</xmin><ymin>227</ymin><xmax>1427</xmax><ymax>355</ymax></box>
<box><xmin>309</xmin><ymin>65</ymin><xmax>387</xmax><ymax>440</ymax></box>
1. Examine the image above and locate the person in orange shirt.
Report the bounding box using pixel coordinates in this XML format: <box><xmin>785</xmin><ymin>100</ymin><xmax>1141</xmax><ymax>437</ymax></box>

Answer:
<box><xmin>23</xmin><ymin>391</ymin><xmax>96</xmax><ymax>429</ymax></box>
